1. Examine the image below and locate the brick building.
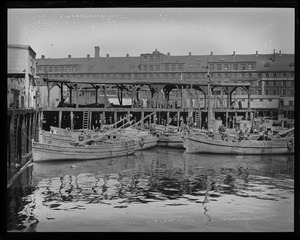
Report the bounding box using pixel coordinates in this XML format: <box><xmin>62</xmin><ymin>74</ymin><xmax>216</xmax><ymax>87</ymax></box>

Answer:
<box><xmin>36</xmin><ymin>46</ymin><xmax>294</xmax><ymax>119</ymax></box>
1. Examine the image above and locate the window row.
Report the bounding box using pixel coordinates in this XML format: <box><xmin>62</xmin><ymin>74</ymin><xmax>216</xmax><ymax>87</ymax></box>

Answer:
<box><xmin>209</xmin><ymin>63</ymin><xmax>255</xmax><ymax>70</ymax></box>
<box><xmin>142</xmin><ymin>55</ymin><xmax>161</xmax><ymax>62</ymax></box>
<box><xmin>37</xmin><ymin>66</ymin><xmax>78</xmax><ymax>73</ymax></box>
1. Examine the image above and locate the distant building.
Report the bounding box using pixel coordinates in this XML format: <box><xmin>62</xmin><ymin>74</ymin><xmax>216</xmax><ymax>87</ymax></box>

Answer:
<box><xmin>36</xmin><ymin>47</ymin><xmax>294</xmax><ymax>119</ymax></box>
<box><xmin>7</xmin><ymin>44</ymin><xmax>37</xmax><ymax>109</ymax></box>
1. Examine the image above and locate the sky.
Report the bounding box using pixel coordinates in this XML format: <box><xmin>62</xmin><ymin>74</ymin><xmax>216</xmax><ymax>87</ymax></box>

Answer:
<box><xmin>7</xmin><ymin>8</ymin><xmax>295</xmax><ymax>59</ymax></box>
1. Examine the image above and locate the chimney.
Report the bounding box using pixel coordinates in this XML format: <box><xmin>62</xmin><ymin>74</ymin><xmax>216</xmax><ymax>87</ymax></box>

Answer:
<box><xmin>106</xmin><ymin>54</ymin><xmax>109</xmax><ymax>58</ymax></box>
<box><xmin>233</xmin><ymin>51</ymin><xmax>236</xmax><ymax>56</ymax></box>
<box><xmin>126</xmin><ymin>54</ymin><xmax>129</xmax><ymax>57</ymax></box>
<box><xmin>167</xmin><ymin>52</ymin><xmax>170</xmax><ymax>56</ymax></box>
<box><xmin>189</xmin><ymin>52</ymin><xmax>191</xmax><ymax>56</ymax></box>
<box><xmin>273</xmin><ymin>49</ymin><xmax>276</xmax><ymax>62</ymax></box>
<box><xmin>68</xmin><ymin>54</ymin><xmax>71</xmax><ymax>58</ymax></box>
<box><xmin>95</xmin><ymin>46</ymin><xmax>100</xmax><ymax>58</ymax></box>
<box><xmin>87</xmin><ymin>54</ymin><xmax>90</xmax><ymax>59</ymax></box>
<box><xmin>41</xmin><ymin>55</ymin><xmax>45</xmax><ymax>59</ymax></box>
<box><xmin>210</xmin><ymin>51</ymin><xmax>213</xmax><ymax>56</ymax></box>
<box><xmin>255</xmin><ymin>51</ymin><xmax>258</xmax><ymax>56</ymax></box>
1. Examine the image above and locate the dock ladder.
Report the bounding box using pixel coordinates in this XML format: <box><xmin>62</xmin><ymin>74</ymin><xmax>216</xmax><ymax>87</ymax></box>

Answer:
<box><xmin>82</xmin><ymin>111</ymin><xmax>89</xmax><ymax>129</ymax></box>
<box><xmin>195</xmin><ymin>111</ymin><xmax>200</xmax><ymax>128</ymax></box>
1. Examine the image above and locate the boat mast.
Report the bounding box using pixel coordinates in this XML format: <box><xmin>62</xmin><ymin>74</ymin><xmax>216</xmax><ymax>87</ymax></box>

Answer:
<box><xmin>206</xmin><ymin>65</ymin><xmax>214</xmax><ymax>130</ymax></box>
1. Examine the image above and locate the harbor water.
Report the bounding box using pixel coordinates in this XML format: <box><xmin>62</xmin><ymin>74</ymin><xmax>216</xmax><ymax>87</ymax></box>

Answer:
<box><xmin>7</xmin><ymin>147</ymin><xmax>294</xmax><ymax>232</ymax></box>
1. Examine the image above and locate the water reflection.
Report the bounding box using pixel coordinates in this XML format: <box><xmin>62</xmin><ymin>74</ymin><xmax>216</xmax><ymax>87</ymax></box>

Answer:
<box><xmin>7</xmin><ymin>148</ymin><xmax>294</xmax><ymax>232</ymax></box>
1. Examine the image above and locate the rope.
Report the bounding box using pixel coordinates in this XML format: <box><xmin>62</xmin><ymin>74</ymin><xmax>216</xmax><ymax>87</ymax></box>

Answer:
<box><xmin>9</xmin><ymin>107</ymin><xmax>35</xmax><ymax>143</ymax></box>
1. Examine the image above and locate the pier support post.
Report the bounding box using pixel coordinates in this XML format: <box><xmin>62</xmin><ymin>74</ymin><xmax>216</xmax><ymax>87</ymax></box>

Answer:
<box><xmin>225</xmin><ymin>110</ymin><xmax>228</xmax><ymax>128</ymax></box>
<box><xmin>58</xmin><ymin>110</ymin><xmax>62</xmax><ymax>128</ymax></box>
<box><xmin>141</xmin><ymin>111</ymin><xmax>144</xmax><ymax>128</ymax></box>
<box><xmin>177</xmin><ymin>111</ymin><xmax>180</xmax><ymax>127</ymax></box>
<box><xmin>70</xmin><ymin>111</ymin><xmax>74</xmax><ymax>130</ymax></box>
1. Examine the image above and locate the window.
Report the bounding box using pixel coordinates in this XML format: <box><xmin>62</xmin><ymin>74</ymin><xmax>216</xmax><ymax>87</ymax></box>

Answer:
<box><xmin>265</xmin><ymin>81</ymin><xmax>269</xmax><ymax>86</ymax></box>
<box><xmin>289</xmin><ymin>100</ymin><xmax>293</xmax><ymax>106</ymax></box>
<box><xmin>268</xmin><ymin>99</ymin><xmax>272</xmax><ymax>102</ymax></box>
<box><xmin>60</xmin><ymin>66</ymin><xmax>64</xmax><ymax>72</ymax></box>
<box><xmin>171</xmin><ymin>74</ymin><xmax>175</xmax><ymax>79</ymax></box>
<box><xmin>49</xmin><ymin>67</ymin><xmax>53</xmax><ymax>72</ymax></box>
<box><xmin>217</xmin><ymin>64</ymin><xmax>221</xmax><ymax>70</ymax></box>
<box><xmin>209</xmin><ymin>64</ymin><xmax>214</xmax><ymax>70</ymax></box>
<box><xmin>289</xmin><ymin>90</ymin><xmax>293</xmax><ymax>96</ymax></box>
<box><xmin>224</xmin><ymin>64</ymin><xmax>228</xmax><ymax>70</ymax></box>
<box><xmin>72</xmin><ymin>66</ymin><xmax>77</xmax><ymax>72</ymax></box>
<box><xmin>149</xmin><ymin>65</ymin><xmax>154</xmax><ymax>71</ymax></box>
<box><xmin>248</xmin><ymin>64</ymin><xmax>253</xmax><ymax>70</ymax></box>
<box><xmin>233</xmin><ymin>73</ymin><xmax>237</xmax><ymax>78</ymax></box>
<box><xmin>143</xmin><ymin>55</ymin><xmax>148</xmax><ymax>62</ymax></box>
<box><xmin>134</xmin><ymin>74</ymin><xmax>138</xmax><ymax>79</ymax></box>
<box><xmin>269</xmin><ymin>73</ymin><xmax>273</xmax><ymax>77</ymax></box>
<box><xmin>172</xmin><ymin>64</ymin><xmax>176</xmax><ymax>71</ymax></box>
<box><xmin>186</xmin><ymin>73</ymin><xmax>191</xmax><ymax>79</ymax></box>
<box><xmin>282</xmin><ymin>90</ymin><xmax>286</xmax><ymax>95</ymax></box>
<box><xmin>66</xmin><ymin>66</ymin><xmax>70</xmax><ymax>72</ymax></box>
<box><xmin>44</xmin><ymin>67</ymin><xmax>48</xmax><ymax>72</ymax></box>
<box><xmin>178</xmin><ymin>64</ymin><xmax>183</xmax><ymax>71</ymax></box>
<box><xmin>241</xmin><ymin>73</ymin><xmax>245</xmax><ymax>78</ymax></box>
<box><xmin>277</xmin><ymin>72</ymin><xmax>283</xmax><ymax>78</ymax></box>
<box><xmin>273</xmin><ymin>90</ymin><xmax>277</xmax><ymax>95</ymax></box>
<box><xmin>260</xmin><ymin>99</ymin><xmax>263</xmax><ymax>102</ymax></box>
<box><xmin>258</xmin><ymin>90</ymin><xmax>262</xmax><ymax>95</ymax></box>
<box><xmin>233</xmin><ymin>64</ymin><xmax>238</xmax><ymax>70</ymax></box>
<box><xmin>143</xmin><ymin>65</ymin><xmax>147</xmax><ymax>71</ymax></box>
<box><xmin>165</xmin><ymin>65</ymin><xmax>169</xmax><ymax>71</ymax></box>
<box><xmin>54</xmin><ymin>67</ymin><xmax>58</xmax><ymax>72</ymax></box>
<box><xmin>265</xmin><ymin>90</ymin><xmax>269</xmax><ymax>95</ymax></box>
<box><xmin>261</xmin><ymin>73</ymin><xmax>266</xmax><ymax>78</ymax></box>
<box><xmin>283</xmin><ymin>81</ymin><xmax>286</xmax><ymax>86</ymax></box>
<box><xmin>217</xmin><ymin>73</ymin><xmax>221</xmax><ymax>78</ymax></box>
<box><xmin>225</xmin><ymin>73</ymin><xmax>229</xmax><ymax>78</ymax></box>
<box><xmin>241</xmin><ymin>64</ymin><xmax>245</xmax><ymax>70</ymax></box>
<box><xmin>286</xmin><ymin>72</ymin><xmax>291</xmax><ymax>77</ymax></box>
<box><xmin>291</xmin><ymin>81</ymin><xmax>294</xmax><ymax>86</ymax></box>
<box><xmin>249</xmin><ymin>73</ymin><xmax>252</xmax><ymax>78</ymax></box>
<box><xmin>155</xmin><ymin>65</ymin><xmax>160</xmax><ymax>71</ymax></box>
<box><xmin>149</xmin><ymin>55</ymin><xmax>153</xmax><ymax>62</ymax></box>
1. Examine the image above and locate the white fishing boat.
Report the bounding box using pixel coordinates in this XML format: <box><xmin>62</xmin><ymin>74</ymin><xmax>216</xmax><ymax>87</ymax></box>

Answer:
<box><xmin>32</xmin><ymin>132</ymin><xmax>136</xmax><ymax>162</ymax></box>
<box><xmin>183</xmin><ymin>66</ymin><xmax>295</xmax><ymax>155</ymax></box>
<box><xmin>184</xmin><ymin>131</ymin><xmax>294</xmax><ymax>155</ymax></box>
<box><xmin>150</xmin><ymin>124</ymin><xmax>184</xmax><ymax>149</ymax></box>
<box><xmin>121</xmin><ymin>127</ymin><xmax>158</xmax><ymax>150</ymax></box>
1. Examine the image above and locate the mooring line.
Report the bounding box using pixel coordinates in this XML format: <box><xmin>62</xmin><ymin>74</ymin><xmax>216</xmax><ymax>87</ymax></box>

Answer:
<box><xmin>7</xmin><ymin>156</ymin><xmax>33</xmax><ymax>189</ymax></box>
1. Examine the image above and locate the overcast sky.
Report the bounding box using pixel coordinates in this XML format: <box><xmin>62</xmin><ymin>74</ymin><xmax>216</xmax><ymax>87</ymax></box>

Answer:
<box><xmin>8</xmin><ymin>8</ymin><xmax>295</xmax><ymax>58</ymax></box>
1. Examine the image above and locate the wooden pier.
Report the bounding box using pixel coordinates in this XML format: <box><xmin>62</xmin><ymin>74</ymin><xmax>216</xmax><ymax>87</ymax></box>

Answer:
<box><xmin>7</xmin><ymin>108</ymin><xmax>41</xmax><ymax>184</ymax></box>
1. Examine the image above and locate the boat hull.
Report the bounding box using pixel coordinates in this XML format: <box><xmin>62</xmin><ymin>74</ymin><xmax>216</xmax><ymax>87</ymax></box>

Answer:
<box><xmin>157</xmin><ymin>132</ymin><xmax>184</xmax><ymax>149</ymax></box>
<box><xmin>185</xmin><ymin>133</ymin><xmax>294</xmax><ymax>155</ymax></box>
<box><xmin>32</xmin><ymin>139</ymin><xmax>136</xmax><ymax>162</ymax></box>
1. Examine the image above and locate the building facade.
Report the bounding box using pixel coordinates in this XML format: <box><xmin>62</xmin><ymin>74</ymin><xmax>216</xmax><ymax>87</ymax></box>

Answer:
<box><xmin>7</xmin><ymin>44</ymin><xmax>37</xmax><ymax>109</ymax></box>
<box><xmin>36</xmin><ymin>47</ymin><xmax>294</xmax><ymax>119</ymax></box>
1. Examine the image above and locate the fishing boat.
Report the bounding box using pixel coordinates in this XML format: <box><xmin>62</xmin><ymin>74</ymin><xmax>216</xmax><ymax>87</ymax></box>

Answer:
<box><xmin>150</xmin><ymin>124</ymin><xmax>184</xmax><ymax>149</ymax></box>
<box><xmin>121</xmin><ymin>127</ymin><xmax>158</xmax><ymax>150</ymax></box>
<box><xmin>183</xmin><ymin>66</ymin><xmax>294</xmax><ymax>155</ymax></box>
<box><xmin>120</xmin><ymin>112</ymin><xmax>159</xmax><ymax>150</ymax></box>
<box><xmin>184</xmin><ymin>131</ymin><xmax>294</xmax><ymax>155</ymax></box>
<box><xmin>32</xmin><ymin>132</ymin><xmax>136</xmax><ymax>162</ymax></box>
<box><xmin>40</xmin><ymin>114</ymin><xmax>133</xmax><ymax>145</ymax></box>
